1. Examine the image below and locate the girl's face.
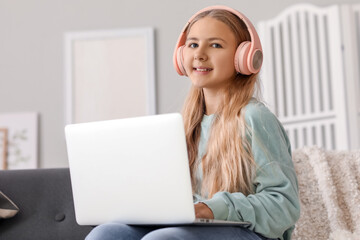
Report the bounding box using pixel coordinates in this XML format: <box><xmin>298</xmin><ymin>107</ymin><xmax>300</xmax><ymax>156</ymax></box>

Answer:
<box><xmin>183</xmin><ymin>16</ymin><xmax>238</xmax><ymax>92</ymax></box>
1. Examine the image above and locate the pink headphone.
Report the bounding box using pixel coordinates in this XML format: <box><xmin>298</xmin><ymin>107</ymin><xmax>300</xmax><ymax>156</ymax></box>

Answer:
<box><xmin>173</xmin><ymin>5</ymin><xmax>263</xmax><ymax>76</ymax></box>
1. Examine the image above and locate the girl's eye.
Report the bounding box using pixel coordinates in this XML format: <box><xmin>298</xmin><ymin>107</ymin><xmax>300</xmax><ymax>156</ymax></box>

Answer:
<box><xmin>188</xmin><ymin>43</ymin><xmax>198</xmax><ymax>48</ymax></box>
<box><xmin>212</xmin><ymin>43</ymin><xmax>222</xmax><ymax>48</ymax></box>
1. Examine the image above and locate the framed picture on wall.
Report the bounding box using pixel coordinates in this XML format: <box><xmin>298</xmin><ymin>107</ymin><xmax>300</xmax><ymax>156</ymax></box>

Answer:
<box><xmin>64</xmin><ymin>28</ymin><xmax>156</xmax><ymax>124</ymax></box>
<box><xmin>0</xmin><ymin>112</ymin><xmax>38</xmax><ymax>169</ymax></box>
<box><xmin>0</xmin><ymin>128</ymin><xmax>8</xmax><ymax>170</ymax></box>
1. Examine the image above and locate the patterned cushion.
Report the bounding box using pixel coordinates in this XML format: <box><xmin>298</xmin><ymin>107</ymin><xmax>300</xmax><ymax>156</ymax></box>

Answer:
<box><xmin>0</xmin><ymin>191</ymin><xmax>19</xmax><ymax>219</ymax></box>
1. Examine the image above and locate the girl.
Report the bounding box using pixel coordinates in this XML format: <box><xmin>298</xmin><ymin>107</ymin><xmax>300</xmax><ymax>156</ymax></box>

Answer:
<box><xmin>86</xmin><ymin>5</ymin><xmax>300</xmax><ymax>240</ymax></box>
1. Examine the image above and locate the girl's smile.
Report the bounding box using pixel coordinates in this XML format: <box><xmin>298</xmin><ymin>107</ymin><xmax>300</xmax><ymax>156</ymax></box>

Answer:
<box><xmin>193</xmin><ymin>66</ymin><xmax>213</xmax><ymax>73</ymax></box>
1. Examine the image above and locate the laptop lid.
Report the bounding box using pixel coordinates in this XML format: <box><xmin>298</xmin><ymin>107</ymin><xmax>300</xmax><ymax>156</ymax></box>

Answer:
<box><xmin>65</xmin><ymin>113</ymin><xmax>195</xmax><ymax>225</ymax></box>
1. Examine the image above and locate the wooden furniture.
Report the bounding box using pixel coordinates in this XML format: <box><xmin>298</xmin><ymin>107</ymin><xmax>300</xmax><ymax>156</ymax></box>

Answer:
<box><xmin>258</xmin><ymin>4</ymin><xmax>360</xmax><ymax>150</ymax></box>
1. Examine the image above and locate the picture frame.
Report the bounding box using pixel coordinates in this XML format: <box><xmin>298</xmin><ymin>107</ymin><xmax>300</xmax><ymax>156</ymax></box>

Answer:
<box><xmin>64</xmin><ymin>27</ymin><xmax>156</xmax><ymax>124</ymax></box>
<box><xmin>0</xmin><ymin>128</ymin><xmax>8</xmax><ymax>170</ymax></box>
<box><xmin>0</xmin><ymin>112</ymin><xmax>38</xmax><ymax>169</ymax></box>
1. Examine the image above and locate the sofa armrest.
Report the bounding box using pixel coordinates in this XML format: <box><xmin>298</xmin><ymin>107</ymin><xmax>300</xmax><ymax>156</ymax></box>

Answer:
<box><xmin>0</xmin><ymin>168</ymin><xmax>93</xmax><ymax>240</ymax></box>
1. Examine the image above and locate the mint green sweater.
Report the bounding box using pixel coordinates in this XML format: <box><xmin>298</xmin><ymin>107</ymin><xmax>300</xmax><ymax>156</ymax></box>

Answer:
<box><xmin>194</xmin><ymin>100</ymin><xmax>300</xmax><ymax>240</ymax></box>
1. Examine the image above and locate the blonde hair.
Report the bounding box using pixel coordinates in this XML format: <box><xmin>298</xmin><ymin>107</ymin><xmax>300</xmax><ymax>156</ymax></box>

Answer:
<box><xmin>182</xmin><ymin>9</ymin><xmax>260</xmax><ymax>198</ymax></box>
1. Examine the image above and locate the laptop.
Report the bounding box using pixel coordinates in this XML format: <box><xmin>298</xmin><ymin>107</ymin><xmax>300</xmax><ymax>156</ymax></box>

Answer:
<box><xmin>65</xmin><ymin>113</ymin><xmax>250</xmax><ymax>227</ymax></box>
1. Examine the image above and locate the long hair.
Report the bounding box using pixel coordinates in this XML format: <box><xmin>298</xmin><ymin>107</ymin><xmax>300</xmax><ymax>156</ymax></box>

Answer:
<box><xmin>182</xmin><ymin>9</ymin><xmax>260</xmax><ymax>198</ymax></box>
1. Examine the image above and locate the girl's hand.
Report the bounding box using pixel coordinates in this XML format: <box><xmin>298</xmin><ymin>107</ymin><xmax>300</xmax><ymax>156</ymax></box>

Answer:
<box><xmin>194</xmin><ymin>203</ymin><xmax>214</xmax><ymax>219</ymax></box>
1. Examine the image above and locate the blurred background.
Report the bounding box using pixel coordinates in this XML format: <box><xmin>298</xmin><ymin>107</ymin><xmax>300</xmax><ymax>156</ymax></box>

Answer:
<box><xmin>0</xmin><ymin>0</ymin><xmax>359</xmax><ymax>169</ymax></box>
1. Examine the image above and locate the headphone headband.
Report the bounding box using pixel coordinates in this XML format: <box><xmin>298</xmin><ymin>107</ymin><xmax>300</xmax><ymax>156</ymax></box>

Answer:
<box><xmin>173</xmin><ymin>5</ymin><xmax>263</xmax><ymax>76</ymax></box>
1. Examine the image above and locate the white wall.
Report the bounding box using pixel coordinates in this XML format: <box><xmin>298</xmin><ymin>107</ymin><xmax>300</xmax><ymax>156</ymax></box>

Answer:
<box><xmin>0</xmin><ymin>0</ymin><xmax>358</xmax><ymax>168</ymax></box>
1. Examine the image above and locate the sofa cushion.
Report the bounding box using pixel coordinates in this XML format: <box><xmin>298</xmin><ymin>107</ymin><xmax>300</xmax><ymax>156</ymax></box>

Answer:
<box><xmin>0</xmin><ymin>191</ymin><xmax>19</xmax><ymax>219</ymax></box>
<box><xmin>0</xmin><ymin>168</ymin><xmax>93</xmax><ymax>240</ymax></box>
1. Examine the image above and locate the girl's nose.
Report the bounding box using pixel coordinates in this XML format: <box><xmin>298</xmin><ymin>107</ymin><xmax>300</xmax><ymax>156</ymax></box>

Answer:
<box><xmin>194</xmin><ymin>48</ymin><xmax>207</xmax><ymax>61</ymax></box>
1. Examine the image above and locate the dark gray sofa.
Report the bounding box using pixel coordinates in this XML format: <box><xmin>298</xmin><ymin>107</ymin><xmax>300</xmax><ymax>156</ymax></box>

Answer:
<box><xmin>0</xmin><ymin>168</ymin><xmax>93</xmax><ymax>240</ymax></box>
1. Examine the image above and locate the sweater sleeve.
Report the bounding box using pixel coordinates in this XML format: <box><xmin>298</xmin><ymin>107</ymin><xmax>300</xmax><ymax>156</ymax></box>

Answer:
<box><xmin>201</xmin><ymin>102</ymin><xmax>300</xmax><ymax>240</ymax></box>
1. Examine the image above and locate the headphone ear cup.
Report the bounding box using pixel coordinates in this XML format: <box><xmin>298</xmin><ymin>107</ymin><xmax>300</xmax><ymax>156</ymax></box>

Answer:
<box><xmin>234</xmin><ymin>41</ymin><xmax>251</xmax><ymax>75</ymax></box>
<box><xmin>176</xmin><ymin>45</ymin><xmax>187</xmax><ymax>76</ymax></box>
